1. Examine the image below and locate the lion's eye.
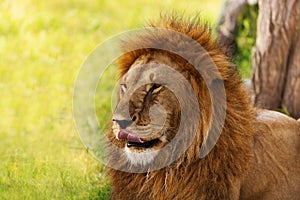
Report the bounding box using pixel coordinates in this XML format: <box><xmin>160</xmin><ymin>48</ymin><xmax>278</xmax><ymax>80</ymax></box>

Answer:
<box><xmin>121</xmin><ymin>84</ymin><xmax>127</xmax><ymax>93</ymax></box>
<box><xmin>148</xmin><ymin>84</ymin><xmax>163</xmax><ymax>94</ymax></box>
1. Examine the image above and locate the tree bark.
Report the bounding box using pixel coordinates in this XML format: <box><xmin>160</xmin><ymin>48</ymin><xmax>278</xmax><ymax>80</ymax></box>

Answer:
<box><xmin>252</xmin><ymin>0</ymin><xmax>300</xmax><ymax>118</ymax></box>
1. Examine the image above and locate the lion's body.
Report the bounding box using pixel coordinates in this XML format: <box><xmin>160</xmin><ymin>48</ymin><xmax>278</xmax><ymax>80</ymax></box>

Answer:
<box><xmin>107</xmin><ymin>16</ymin><xmax>300</xmax><ymax>200</ymax></box>
<box><xmin>241</xmin><ymin>110</ymin><xmax>300</xmax><ymax>200</ymax></box>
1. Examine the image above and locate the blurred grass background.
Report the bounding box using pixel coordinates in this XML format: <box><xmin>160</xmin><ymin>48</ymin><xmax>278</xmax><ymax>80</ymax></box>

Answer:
<box><xmin>0</xmin><ymin>0</ymin><xmax>256</xmax><ymax>199</ymax></box>
<box><xmin>234</xmin><ymin>3</ymin><xmax>258</xmax><ymax>78</ymax></box>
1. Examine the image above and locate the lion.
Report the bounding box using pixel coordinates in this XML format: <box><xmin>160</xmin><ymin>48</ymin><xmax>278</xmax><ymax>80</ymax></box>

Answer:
<box><xmin>106</xmin><ymin>16</ymin><xmax>300</xmax><ymax>200</ymax></box>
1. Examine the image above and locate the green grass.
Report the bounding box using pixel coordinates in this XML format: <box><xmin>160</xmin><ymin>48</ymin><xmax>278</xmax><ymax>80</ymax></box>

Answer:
<box><xmin>0</xmin><ymin>0</ymin><xmax>223</xmax><ymax>199</ymax></box>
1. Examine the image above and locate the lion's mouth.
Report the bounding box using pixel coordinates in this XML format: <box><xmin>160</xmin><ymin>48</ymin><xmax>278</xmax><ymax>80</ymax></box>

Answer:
<box><xmin>127</xmin><ymin>138</ymin><xmax>160</xmax><ymax>148</ymax></box>
<box><xmin>117</xmin><ymin>129</ymin><xmax>161</xmax><ymax>149</ymax></box>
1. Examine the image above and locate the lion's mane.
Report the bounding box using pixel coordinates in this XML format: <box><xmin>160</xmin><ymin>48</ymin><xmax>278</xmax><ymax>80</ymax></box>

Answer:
<box><xmin>107</xmin><ymin>15</ymin><xmax>255</xmax><ymax>200</ymax></box>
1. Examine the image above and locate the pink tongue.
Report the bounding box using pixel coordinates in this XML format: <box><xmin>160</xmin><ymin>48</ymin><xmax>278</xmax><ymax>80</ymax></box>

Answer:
<box><xmin>118</xmin><ymin>129</ymin><xmax>144</xmax><ymax>143</ymax></box>
<box><xmin>117</xmin><ymin>129</ymin><xmax>130</xmax><ymax>139</ymax></box>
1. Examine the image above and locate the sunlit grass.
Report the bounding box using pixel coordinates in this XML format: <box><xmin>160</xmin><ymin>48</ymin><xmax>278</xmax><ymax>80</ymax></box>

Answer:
<box><xmin>0</xmin><ymin>0</ymin><xmax>221</xmax><ymax>199</ymax></box>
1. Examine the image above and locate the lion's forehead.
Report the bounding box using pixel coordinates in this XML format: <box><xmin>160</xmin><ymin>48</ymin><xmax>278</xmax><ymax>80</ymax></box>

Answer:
<box><xmin>124</xmin><ymin>63</ymin><xmax>185</xmax><ymax>93</ymax></box>
<box><xmin>125</xmin><ymin>63</ymin><xmax>157</xmax><ymax>83</ymax></box>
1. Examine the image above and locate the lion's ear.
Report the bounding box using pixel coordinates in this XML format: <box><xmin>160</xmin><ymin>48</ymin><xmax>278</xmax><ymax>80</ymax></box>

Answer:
<box><xmin>195</xmin><ymin>55</ymin><xmax>223</xmax><ymax>86</ymax></box>
<box><xmin>210</xmin><ymin>77</ymin><xmax>223</xmax><ymax>86</ymax></box>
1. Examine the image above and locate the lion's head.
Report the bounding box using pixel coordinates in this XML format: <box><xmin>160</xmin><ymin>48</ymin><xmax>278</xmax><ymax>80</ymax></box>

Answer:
<box><xmin>110</xmin><ymin>48</ymin><xmax>217</xmax><ymax>167</ymax></box>
<box><xmin>112</xmin><ymin>56</ymin><xmax>181</xmax><ymax>166</ymax></box>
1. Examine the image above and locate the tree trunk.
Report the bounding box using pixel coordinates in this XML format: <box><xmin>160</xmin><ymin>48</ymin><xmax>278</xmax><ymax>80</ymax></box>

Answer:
<box><xmin>216</xmin><ymin>0</ymin><xmax>247</xmax><ymax>56</ymax></box>
<box><xmin>252</xmin><ymin>0</ymin><xmax>300</xmax><ymax>119</ymax></box>
<box><xmin>216</xmin><ymin>0</ymin><xmax>258</xmax><ymax>56</ymax></box>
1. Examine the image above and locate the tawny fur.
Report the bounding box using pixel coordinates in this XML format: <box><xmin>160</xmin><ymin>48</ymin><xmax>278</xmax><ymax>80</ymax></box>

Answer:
<box><xmin>107</xmin><ymin>15</ymin><xmax>300</xmax><ymax>200</ymax></box>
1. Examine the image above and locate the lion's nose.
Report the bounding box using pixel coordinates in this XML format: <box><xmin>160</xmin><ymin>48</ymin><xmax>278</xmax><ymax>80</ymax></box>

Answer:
<box><xmin>113</xmin><ymin>119</ymin><xmax>132</xmax><ymax>129</ymax></box>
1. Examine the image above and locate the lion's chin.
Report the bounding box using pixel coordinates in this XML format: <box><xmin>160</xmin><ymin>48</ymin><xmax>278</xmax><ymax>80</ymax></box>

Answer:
<box><xmin>124</xmin><ymin>146</ymin><xmax>160</xmax><ymax>166</ymax></box>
